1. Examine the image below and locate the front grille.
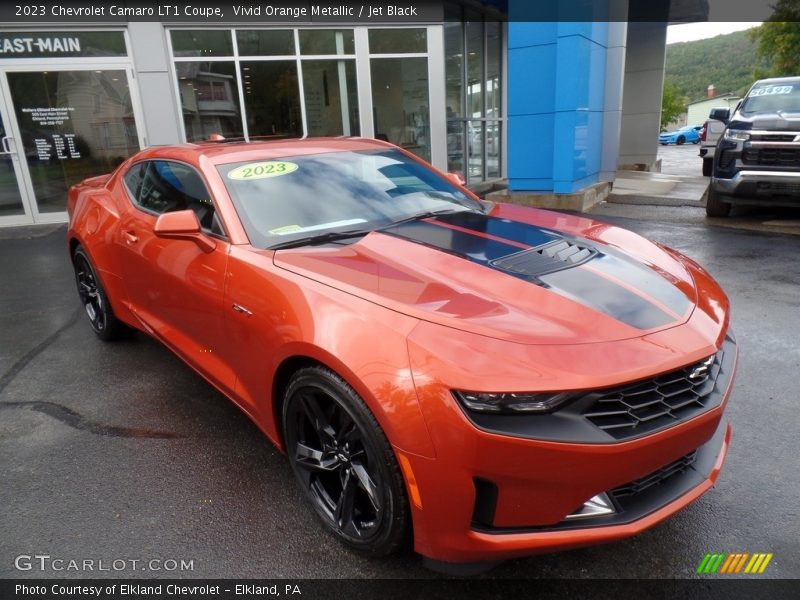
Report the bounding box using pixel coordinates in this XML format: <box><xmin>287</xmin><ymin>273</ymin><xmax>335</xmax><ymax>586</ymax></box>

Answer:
<box><xmin>750</xmin><ymin>133</ymin><xmax>798</xmax><ymax>142</ymax></box>
<box><xmin>743</xmin><ymin>147</ymin><xmax>800</xmax><ymax>167</ymax></box>
<box><xmin>583</xmin><ymin>350</ymin><xmax>723</xmax><ymax>440</ymax></box>
<box><xmin>490</xmin><ymin>239</ymin><xmax>597</xmax><ymax>279</ymax></box>
<box><xmin>759</xmin><ymin>181</ymin><xmax>800</xmax><ymax>194</ymax></box>
<box><xmin>610</xmin><ymin>450</ymin><xmax>698</xmax><ymax>501</ymax></box>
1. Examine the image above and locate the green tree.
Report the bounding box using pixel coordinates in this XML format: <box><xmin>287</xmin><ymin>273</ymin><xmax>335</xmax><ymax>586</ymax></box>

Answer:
<box><xmin>661</xmin><ymin>80</ymin><xmax>685</xmax><ymax>130</ymax></box>
<box><xmin>750</xmin><ymin>0</ymin><xmax>800</xmax><ymax>76</ymax></box>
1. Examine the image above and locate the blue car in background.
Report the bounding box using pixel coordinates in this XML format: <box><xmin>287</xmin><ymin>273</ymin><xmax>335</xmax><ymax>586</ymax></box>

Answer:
<box><xmin>659</xmin><ymin>125</ymin><xmax>702</xmax><ymax>145</ymax></box>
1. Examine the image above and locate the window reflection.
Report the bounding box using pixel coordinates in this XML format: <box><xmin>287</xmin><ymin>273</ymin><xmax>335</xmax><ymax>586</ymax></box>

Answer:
<box><xmin>368</xmin><ymin>29</ymin><xmax>427</xmax><ymax>54</ymax></box>
<box><xmin>302</xmin><ymin>60</ymin><xmax>359</xmax><ymax>136</ymax></box>
<box><xmin>176</xmin><ymin>62</ymin><xmax>243</xmax><ymax>141</ymax></box>
<box><xmin>371</xmin><ymin>57</ymin><xmax>430</xmax><ymax>161</ymax></box>
<box><xmin>237</xmin><ymin>30</ymin><xmax>295</xmax><ymax>56</ymax></box>
<box><xmin>171</xmin><ymin>30</ymin><xmax>233</xmax><ymax>57</ymax></box>
<box><xmin>299</xmin><ymin>30</ymin><xmax>355</xmax><ymax>55</ymax></box>
<box><xmin>241</xmin><ymin>61</ymin><xmax>302</xmax><ymax>138</ymax></box>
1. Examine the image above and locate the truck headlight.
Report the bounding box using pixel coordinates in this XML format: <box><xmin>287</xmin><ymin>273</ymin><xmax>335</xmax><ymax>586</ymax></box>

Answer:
<box><xmin>724</xmin><ymin>129</ymin><xmax>750</xmax><ymax>141</ymax></box>
<box><xmin>453</xmin><ymin>391</ymin><xmax>578</xmax><ymax>414</ymax></box>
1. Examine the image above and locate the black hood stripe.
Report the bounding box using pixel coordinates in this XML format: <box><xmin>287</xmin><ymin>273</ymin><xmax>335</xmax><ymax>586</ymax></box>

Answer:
<box><xmin>438</xmin><ymin>212</ymin><xmax>692</xmax><ymax>317</ymax></box>
<box><xmin>380</xmin><ymin>213</ymin><xmax>681</xmax><ymax>330</ymax></box>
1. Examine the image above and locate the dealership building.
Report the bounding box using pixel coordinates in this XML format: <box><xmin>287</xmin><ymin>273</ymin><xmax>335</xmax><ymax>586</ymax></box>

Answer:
<box><xmin>0</xmin><ymin>0</ymin><xmax>707</xmax><ymax>227</ymax></box>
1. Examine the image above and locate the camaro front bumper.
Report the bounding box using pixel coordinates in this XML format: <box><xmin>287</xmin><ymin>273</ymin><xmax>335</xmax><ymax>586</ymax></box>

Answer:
<box><xmin>398</xmin><ymin>411</ymin><xmax>731</xmax><ymax>563</ymax></box>
<box><xmin>398</xmin><ymin>327</ymin><xmax>737</xmax><ymax>563</ymax></box>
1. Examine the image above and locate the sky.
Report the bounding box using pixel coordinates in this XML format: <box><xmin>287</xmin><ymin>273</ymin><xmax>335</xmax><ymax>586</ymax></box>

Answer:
<box><xmin>666</xmin><ymin>22</ymin><xmax>762</xmax><ymax>45</ymax></box>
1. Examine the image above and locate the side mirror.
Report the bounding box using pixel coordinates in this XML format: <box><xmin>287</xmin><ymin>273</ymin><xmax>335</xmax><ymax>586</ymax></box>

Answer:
<box><xmin>709</xmin><ymin>107</ymin><xmax>730</xmax><ymax>124</ymax></box>
<box><xmin>447</xmin><ymin>171</ymin><xmax>466</xmax><ymax>186</ymax></box>
<box><xmin>154</xmin><ymin>209</ymin><xmax>216</xmax><ymax>253</ymax></box>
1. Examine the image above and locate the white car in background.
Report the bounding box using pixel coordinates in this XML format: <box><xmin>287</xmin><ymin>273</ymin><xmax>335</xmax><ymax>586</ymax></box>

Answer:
<box><xmin>699</xmin><ymin>107</ymin><xmax>735</xmax><ymax>176</ymax></box>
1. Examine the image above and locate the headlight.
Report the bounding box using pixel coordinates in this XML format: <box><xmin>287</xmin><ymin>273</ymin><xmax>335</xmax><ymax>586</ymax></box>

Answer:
<box><xmin>724</xmin><ymin>129</ymin><xmax>750</xmax><ymax>141</ymax></box>
<box><xmin>453</xmin><ymin>390</ymin><xmax>578</xmax><ymax>414</ymax></box>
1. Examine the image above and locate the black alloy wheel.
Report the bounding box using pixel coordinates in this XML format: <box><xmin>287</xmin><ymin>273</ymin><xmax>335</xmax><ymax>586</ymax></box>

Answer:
<box><xmin>72</xmin><ymin>246</ymin><xmax>131</xmax><ymax>341</ymax></box>
<box><xmin>283</xmin><ymin>367</ymin><xmax>409</xmax><ymax>556</ymax></box>
<box><xmin>676</xmin><ymin>135</ymin><xmax>686</xmax><ymax>145</ymax></box>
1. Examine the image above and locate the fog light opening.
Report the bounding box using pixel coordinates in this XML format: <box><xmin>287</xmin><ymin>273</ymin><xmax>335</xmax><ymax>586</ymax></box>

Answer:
<box><xmin>563</xmin><ymin>492</ymin><xmax>616</xmax><ymax>521</ymax></box>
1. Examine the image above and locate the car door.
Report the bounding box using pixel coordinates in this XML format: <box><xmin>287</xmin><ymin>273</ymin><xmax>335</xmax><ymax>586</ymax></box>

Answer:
<box><xmin>115</xmin><ymin>159</ymin><xmax>237</xmax><ymax>396</ymax></box>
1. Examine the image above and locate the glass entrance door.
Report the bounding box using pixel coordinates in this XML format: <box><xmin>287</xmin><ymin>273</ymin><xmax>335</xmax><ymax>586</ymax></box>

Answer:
<box><xmin>0</xmin><ymin>90</ymin><xmax>33</xmax><ymax>224</ymax></box>
<box><xmin>0</xmin><ymin>66</ymin><xmax>143</xmax><ymax>224</ymax></box>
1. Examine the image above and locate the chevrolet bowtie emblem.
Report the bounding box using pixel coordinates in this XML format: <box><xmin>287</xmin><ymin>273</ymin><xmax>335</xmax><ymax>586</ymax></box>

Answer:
<box><xmin>688</xmin><ymin>355</ymin><xmax>715</xmax><ymax>380</ymax></box>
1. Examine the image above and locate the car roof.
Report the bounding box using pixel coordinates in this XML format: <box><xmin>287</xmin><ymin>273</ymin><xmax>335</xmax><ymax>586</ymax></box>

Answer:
<box><xmin>138</xmin><ymin>137</ymin><xmax>396</xmax><ymax>166</ymax></box>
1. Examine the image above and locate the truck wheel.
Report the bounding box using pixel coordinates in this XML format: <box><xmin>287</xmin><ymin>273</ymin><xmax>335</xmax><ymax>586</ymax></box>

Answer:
<box><xmin>702</xmin><ymin>158</ymin><xmax>712</xmax><ymax>177</ymax></box>
<box><xmin>676</xmin><ymin>136</ymin><xmax>686</xmax><ymax>145</ymax></box>
<box><xmin>705</xmin><ymin>187</ymin><xmax>731</xmax><ymax>217</ymax></box>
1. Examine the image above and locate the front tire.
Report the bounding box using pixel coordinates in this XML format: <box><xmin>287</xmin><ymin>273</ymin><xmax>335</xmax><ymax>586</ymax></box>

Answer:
<box><xmin>72</xmin><ymin>246</ymin><xmax>133</xmax><ymax>341</ymax></box>
<box><xmin>282</xmin><ymin>366</ymin><xmax>409</xmax><ymax>556</ymax></box>
<box><xmin>702</xmin><ymin>158</ymin><xmax>713</xmax><ymax>177</ymax></box>
<box><xmin>676</xmin><ymin>135</ymin><xmax>686</xmax><ymax>145</ymax></box>
<box><xmin>705</xmin><ymin>186</ymin><xmax>731</xmax><ymax>217</ymax></box>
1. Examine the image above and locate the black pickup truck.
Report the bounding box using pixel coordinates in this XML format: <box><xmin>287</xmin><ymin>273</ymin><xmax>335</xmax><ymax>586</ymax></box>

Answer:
<box><xmin>708</xmin><ymin>76</ymin><xmax>800</xmax><ymax>216</ymax></box>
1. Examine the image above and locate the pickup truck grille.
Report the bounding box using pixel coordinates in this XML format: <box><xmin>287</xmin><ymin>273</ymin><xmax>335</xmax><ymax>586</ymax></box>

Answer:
<box><xmin>743</xmin><ymin>147</ymin><xmax>800</xmax><ymax>167</ymax></box>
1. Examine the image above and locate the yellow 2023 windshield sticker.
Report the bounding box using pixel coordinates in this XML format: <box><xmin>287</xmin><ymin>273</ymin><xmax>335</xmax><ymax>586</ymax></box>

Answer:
<box><xmin>227</xmin><ymin>161</ymin><xmax>298</xmax><ymax>180</ymax></box>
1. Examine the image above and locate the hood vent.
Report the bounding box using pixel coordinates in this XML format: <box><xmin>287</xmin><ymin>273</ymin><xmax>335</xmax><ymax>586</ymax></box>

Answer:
<box><xmin>490</xmin><ymin>239</ymin><xmax>598</xmax><ymax>280</ymax></box>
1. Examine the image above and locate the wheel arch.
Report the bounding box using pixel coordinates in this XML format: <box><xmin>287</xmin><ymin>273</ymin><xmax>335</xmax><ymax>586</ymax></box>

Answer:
<box><xmin>268</xmin><ymin>343</ymin><xmax>436</xmax><ymax>459</ymax></box>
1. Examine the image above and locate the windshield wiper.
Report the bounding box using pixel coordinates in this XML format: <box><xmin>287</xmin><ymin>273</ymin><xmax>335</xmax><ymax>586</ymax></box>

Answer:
<box><xmin>380</xmin><ymin>207</ymin><xmax>471</xmax><ymax>229</ymax></box>
<box><xmin>269</xmin><ymin>208</ymin><xmax>471</xmax><ymax>251</ymax></box>
<box><xmin>268</xmin><ymin>228</ymin><xmax>373</xmax><ymax>251</ymax></box>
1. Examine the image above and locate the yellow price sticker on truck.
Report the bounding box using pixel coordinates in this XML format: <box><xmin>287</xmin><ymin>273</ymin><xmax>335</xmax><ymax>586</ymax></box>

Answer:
<box><xmin>227</xmin><ymin>161</ymin><xmax>298</xmax><ymax>180</ymax></box>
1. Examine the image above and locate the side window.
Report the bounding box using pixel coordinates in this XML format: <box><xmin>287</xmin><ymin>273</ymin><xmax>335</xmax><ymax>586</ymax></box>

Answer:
<box><xmin>124</xmin><ymin>160</ymin><xmax>226</xmax><ymax>237</ymax></box>
<box><xmin>123</xmin><ymin>162</ymin><xmax>146</xmax><ymax>200</ymax></box>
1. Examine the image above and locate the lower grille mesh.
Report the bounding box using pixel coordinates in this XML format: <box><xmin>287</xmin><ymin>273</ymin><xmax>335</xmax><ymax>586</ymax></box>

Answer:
<box><xmin>611</xmin><ymin>450</ymin><xmax>698</xmax><ymax>500</ymax></box>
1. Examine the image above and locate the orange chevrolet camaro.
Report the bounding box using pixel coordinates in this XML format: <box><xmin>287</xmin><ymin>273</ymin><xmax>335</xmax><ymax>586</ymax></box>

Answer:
<box><xmin>67</xmin><ymin>137</ymin><xmax>737</xmax><ymax>566</ymax></box>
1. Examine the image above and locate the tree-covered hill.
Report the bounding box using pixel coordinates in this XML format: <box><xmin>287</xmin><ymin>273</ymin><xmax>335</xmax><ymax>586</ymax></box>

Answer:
<box><xmin>665</xmin><ymin>29</ymin><xmax>770</xmax><ymax>102</ymax></box>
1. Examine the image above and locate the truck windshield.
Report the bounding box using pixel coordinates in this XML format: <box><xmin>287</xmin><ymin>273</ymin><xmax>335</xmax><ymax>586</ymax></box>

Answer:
<box><xmin>741</xmin><ymin>83</ymin><xmax>800</xmax><ymax>114</ymax></box>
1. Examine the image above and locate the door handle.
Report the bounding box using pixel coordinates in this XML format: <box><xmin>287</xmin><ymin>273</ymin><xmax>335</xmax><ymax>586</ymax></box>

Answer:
<box><xmin>122</xmin><ymin>230</ymin><xmax>138</xmax><ymax>244</ymax></box>
<box><xmin>0</xmin><ymin>136</ymin><xmax>12</xmax><ymax>155</ymax></box>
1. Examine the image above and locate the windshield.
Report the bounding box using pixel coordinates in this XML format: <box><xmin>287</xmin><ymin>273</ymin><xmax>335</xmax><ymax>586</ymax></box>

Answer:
<box><xmin>217</xmin><ymin>149</ymin><xmax>481</xmax><ymax>249</ymax></box>
<box><xmin>740</xmin><ymin>82</ymin><xmax>800</xmax><ymax>114</ymax></box>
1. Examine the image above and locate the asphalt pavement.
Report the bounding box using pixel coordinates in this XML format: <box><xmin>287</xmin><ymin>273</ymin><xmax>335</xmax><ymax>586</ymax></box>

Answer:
<box><xmin>1</xmin><ymin>214</ymin><xmax>798</xmax><ymax>580</ymax></box>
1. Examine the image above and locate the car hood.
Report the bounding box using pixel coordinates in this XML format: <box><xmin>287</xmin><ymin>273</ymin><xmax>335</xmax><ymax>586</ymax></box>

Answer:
<box><xmin>272</xmin><ymin>205</ymin><xmax>699</xmax><ymax>345</ymax></box>
<box><xmin>730</xmin><ymin>112</ymin><xmax>800</xmax><ymax>131</ymax></box>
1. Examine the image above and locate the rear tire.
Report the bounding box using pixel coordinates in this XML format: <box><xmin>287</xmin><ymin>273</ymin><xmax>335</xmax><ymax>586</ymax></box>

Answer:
<box><xmin>676</xmin><ymin>136</ymin><xmax>686</xmax><ymax>145</ymax></box>
<box><xmin>72</xmin><ymin>246</ymin><xmax>133</xmax><ymax>341</ymax></box>
<box><xmin>702</xmin><ymin>158</ymin><xmax>713</xmax><ymax>177</ymax></box>
<box><xmin>705</xmin><ymin>186</ymin><xmax>731</xmax><ymax>217</ymax></box>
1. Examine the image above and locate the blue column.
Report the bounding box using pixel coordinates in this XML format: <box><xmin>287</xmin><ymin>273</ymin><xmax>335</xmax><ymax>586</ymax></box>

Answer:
<box><xmin>507</xmin><ymin>17</ymin><xmax>610</xmax><ymax>194</ymax></box>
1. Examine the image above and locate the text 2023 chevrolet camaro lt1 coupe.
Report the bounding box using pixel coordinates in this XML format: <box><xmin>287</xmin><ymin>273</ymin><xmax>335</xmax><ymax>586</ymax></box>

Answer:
<box><xmin>67</xmin><ymin>137</ymin><xmax>736</xmax><ymax>565</ymax></box>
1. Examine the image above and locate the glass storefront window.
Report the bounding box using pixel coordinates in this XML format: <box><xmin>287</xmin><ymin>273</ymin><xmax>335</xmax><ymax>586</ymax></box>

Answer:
<box><xmin>299</xmin><ymin>30</ymin><xmax>355</xmax><ymax>55</ymax></box>
<box><xmin>171</xmin><ymin>30</ymin><xmax>233</xmax><ymax>57</ymax></box>
<box><xmin>445</xmin><ymin>23</ymin><xmax>464</xmax><ymax>118</ymax></box>
<box><xmin>368</xmin><ymin>29</ymin><xmax>427</xmax><ymax>54</ymax></box>
<box><xmin>237</xmin><ymin>30</ymin><xmax>295</xmax><ymax>56</ymax></box>
<box><xmin>370</xmin><ymin>57</ymin><xmax>430</xmax><ymax>161</ymax></box>
<box><xmin>240</xmin><ymin>61</ymin><xmax>302</xmax><ymax>138</ymax></box>
<box><xmin>466</xmin><ymin>20</ymin><xmax>484</xmax><ymax>118</ymax></box>
<box><xmin>487</xmin><ymin>122</ymin><xmax>501</xmax><ymax>179</ymax></box>
<box><xmin>7</xmin><ymin>70</ymin><xmax>140</xmax><ymax>213</ymax></box>
<box><xmin>442</xmin><ymin>16</ymin><xmax>504</xmax><ymax>182</ymax></box>
<box><xmin>176</xmin><ymin>62</ymin><xmax>243</xmax><ymax>141</ymax></box>
<box><xmin>302</xmin><ymin>60</ymin><xmax>359</xmax><ymax>136</ymax></box>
